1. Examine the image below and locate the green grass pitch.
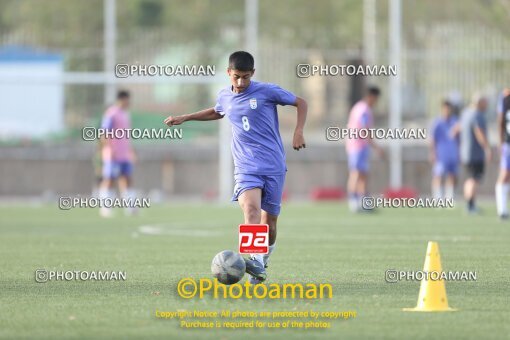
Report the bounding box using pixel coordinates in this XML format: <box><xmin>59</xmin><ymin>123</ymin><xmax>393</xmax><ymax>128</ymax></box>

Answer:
<box><xmin>1</xmin><ymin>202</ymin><xmax>509</xmax><ymax>339</ymax></box>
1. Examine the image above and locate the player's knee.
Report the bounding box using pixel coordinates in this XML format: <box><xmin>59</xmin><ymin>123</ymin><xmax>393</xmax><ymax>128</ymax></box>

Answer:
<box><xmin>102</xmin><ymin>179</ymin><xmax>113</xmax><ymax>189</ymax></box>
<box><xmin>242</xmin><ymin>203</ymin><xmax>260</xmax><ymax>223</ymax></box>
<box><xmin>503</xmin><ymin>172</ymin><xmax>510</xmax><ymax>182</ymax></box>
<box><xmin>119</xmin><ymin>176</ymin><xmax>132</xmax><ymax>188</ymax></box>
<box><xmin>498</xmin><ymin>171</ymin><xmax>510</xmax><ymax>183</ymax></box>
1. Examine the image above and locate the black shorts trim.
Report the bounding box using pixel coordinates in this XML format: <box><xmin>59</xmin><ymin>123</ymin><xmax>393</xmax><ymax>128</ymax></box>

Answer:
<box><xmin>465</xmin><ymin>161</ymin><xmax>485</xmax><ymax>180</ymax></box>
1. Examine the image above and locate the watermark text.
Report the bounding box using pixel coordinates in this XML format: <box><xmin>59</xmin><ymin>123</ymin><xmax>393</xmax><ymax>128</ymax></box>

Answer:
<box><xmin>82</xmin><ymin>127</ymin><xmax>183</xmax><ymax>141</ymax></box>
<box><xmin>326</xmin><ymin>127</ymin><xmax>426</xmax><ymax>141</ymax></box>
<box><xmin>385</xmin><ymin>269</ymin><xmax>476</xmax><ymax>283</ymax></box>
<box><xmin>116</xmin><ymin>64</ymin><xmax>215</xmax><ymax>78</ymax></box>
<box><xmin>35</xmin><ymin>269</ymin><xmax>126</xmax><ymax>283</ymax></box>
<box><xmin>59</xmin><ymin>196</ymin><xmax>150</xmax><ymax>210</ymax></box>
<box><xmin>297</xmin><ymin>64</ymin><xmax>396</xmax><ymax>78</ymax></box>
<box><xmin>362</xmin><ymin>196</ymin><xmax>454</xmax><ymax>210</ymax></box>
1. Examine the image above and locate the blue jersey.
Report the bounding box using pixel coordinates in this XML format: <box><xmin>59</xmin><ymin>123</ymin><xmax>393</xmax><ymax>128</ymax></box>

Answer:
<box><xmin>431</xmin><ymin>116</ymin><xmax>459</xmax><ymax>163</ymax></box>
<box><xmin>214</xmin><ymin>81</ymin><xmax>297</xmax><ymax>175</ymax></box>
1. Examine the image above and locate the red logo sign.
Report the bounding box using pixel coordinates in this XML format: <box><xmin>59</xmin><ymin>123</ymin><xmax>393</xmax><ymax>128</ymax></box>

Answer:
<box><xmin>239</xmin><ymin>224</ymin><xmax>269</xmax><ymax>254</ymax></box>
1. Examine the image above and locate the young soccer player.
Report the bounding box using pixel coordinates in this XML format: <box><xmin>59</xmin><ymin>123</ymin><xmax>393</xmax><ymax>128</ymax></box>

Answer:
<box><xmin>345</xmin><ymin>86</ymin><xmax>384</xmax><ymax>212</ymax></box>
<box><xmin>495</xmin><ymin>89</ymin><xmax>510</xmax><ymax>219</ymax></box>
<box><xmin>99</xmin><ymin>90</ymin><xmax>137</xmax><ymax>217</ymax></box>
<box><xmin>163</xmin><ymin>51</ymin><xmax>307</xmax><ymax>283</ymax></box>
<box><xmin>429</xmin><ymin>100</ymin><xmax>460</xmax><ymax>201</ymax></box>
<box><xmin>460</xmin><ymin>94</ymin><xmax>491</xmax><ymax>214</ymax></box>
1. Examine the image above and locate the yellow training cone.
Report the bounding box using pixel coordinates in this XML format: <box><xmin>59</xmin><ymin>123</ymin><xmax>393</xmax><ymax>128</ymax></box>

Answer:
<box><xmin>403</xmin><ymin>241</ymin><xmax>456</xmax><ymax>312</ymax></box>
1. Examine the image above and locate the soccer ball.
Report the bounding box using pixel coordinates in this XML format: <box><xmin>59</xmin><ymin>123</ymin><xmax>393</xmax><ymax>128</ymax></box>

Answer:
<box><xmin>211</xmin><ymin>250</ymin><xmax>246</xmax><ymax>285</ymax></box>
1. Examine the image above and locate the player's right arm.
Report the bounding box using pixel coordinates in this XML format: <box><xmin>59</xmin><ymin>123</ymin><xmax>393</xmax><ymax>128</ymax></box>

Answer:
<box><xmin>164</xmin><ymin>107</ymin><xmax>223</xmax><ymax>127</ymax></box>
<box><xmin>498</xmin><ymin>108</ymin><xmax>505</xmax><ymax>148</ymax></box>
<box><xmin>473</xmin><ymin>120</ymin><xmax>492</xmax><ymax>162</ymax></box>
<box><xmin>100</xmin><ymin>113</ymin><xmax>113</xmax><ymax>149</ymax></box>
<box><xmin>498</xmin><ymin>89</ymin><xmax>510</xmax><ymax>148</ymax></box>
<box><xmin>361</xmin><ymin>111</ymin><xmax>384</xmax><ymax>158</ymax></box>
<box><xmin>428</xmin><ymin>139</ymin><xmax>436</xmax><ymax>164</ymax></box>
<box><xmin>368</xmin><ymin>134</ymin><xmax>384</xmax><ymax>157</ymax></box>
<box><xmin>429</xmin><ymin>121</ymin><xmax>437</xmax><ymax>164</ymax></box>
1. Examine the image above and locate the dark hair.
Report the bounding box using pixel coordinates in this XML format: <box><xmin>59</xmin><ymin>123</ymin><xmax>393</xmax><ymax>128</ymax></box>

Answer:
<box><xmin>117</xmin><ymin>90</ymin><xmax>130</xmax><ymax>99</ymax></box>
<box><xmin>228</xmin><ymin>51</ymin><xmax>254</xmax><ymax>71</ymax></box>
<box><xmin>441</xmin><ymin>99</ymin><xmax>453</xmax><ymax>108</ymax></box>
<box><xmin>366</xmin><ymin>86</ymin><xmax>381</xmax><ymax>97</ymax></box>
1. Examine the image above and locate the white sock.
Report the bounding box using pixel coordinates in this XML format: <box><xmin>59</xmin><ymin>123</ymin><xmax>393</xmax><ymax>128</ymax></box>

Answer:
<box><xmin>432</xmin><ymin>185</ymin><xmax>443</xmax><ymax>200</ymax></box>
<box><xmin>348</xmin><ymin>194</ymin><xmax>359</xmax><ymax>212</ymax></box>
<box><xmin>122</xmin><ymin>188</ymin><xmax>136</xmax><ymax>200</ymax></box>
<box><xmin>253</xmin><ymin>244</ymin><xmax>275</xmax><ymax>267</ymax></box>
<box><xmin>123</xmin><ymin>188</ymin><xmax>137</xmax><ymax>215</ymax></box>
<box><xmin>348</xmin><ymin>199</ymin><xmax>358</xmax><ymax>212</ymax></box>
<box><xmin>99</xmin><ymin>188</ymin><xmax>113</xmax><ymax>216</ymax></box>
<box><xmin>444</xmin><ymin>184</ymin><xmax>454</xmax><ymax>200</ymax></box>
<box><xmin>496</xmin><ymin>183</ymin><xmax>509</xmax><ymax>216</ymax></box>
<box><xmin>99</xmin><ymin>188</ymin><xmax>113</xmax><ymax>200</ymax></box>
<box><xmin>263</xmin><ymin>244</ymin><xmax>275</xmax><ymax>267</ymax></box>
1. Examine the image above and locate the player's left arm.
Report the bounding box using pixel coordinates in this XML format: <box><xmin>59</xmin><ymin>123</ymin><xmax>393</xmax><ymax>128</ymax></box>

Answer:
<box><xmin>429</xmin><ymin>121</ymin><xmax>438</xmax><ymax>164</ymax></box>
<box><xmin>129</xmin><ymin>148</ymin><xmax>137</xmax><ymax>163</ymax></box>
<box><xmin>362</xmin><ymin>111</ymin><xmax>384</xmax><ymax>158</ymax></box>
<box><xmin>291</xmin><ymin>96</ymin><xmax>307</xmax><ymax>151</ymax></box>
<box><xmin>473</xmin><ymin>120</ymin><xmax>491</xmax><ymax>162</ymax></box>
<box><xmin>99</xmin><ymin>114</ymin><xmax>113</xmax><ymax>150</ymax></box>
<box><xmin>450</xmin><ymin>120</ymin><xmax>461</xmax><ymax>138</ymax></box>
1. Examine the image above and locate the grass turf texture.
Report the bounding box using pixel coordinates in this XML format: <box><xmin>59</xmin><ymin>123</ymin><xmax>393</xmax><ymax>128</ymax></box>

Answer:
<box><xmin>1</xmin><ymin>203</ymin><xmax>509</xmax><ymax>339</ymax></box>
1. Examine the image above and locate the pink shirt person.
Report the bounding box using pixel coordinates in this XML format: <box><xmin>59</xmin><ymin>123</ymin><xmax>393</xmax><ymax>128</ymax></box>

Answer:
<box><xmin>345</xmin><ymin>100</ymin><xmax>373</xmax><ymax>152</ymax></box>
<box><xmin>101</xmin><ymin>105</ymin><xmax>132</xmax><ymax>162</ymax></box>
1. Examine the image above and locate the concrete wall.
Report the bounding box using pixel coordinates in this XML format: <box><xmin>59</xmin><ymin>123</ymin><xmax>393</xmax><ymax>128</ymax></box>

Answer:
<box><xmin>0</xmin><ymin>143</ymin><xmax>499</xmax><ymax>198</ymax></box>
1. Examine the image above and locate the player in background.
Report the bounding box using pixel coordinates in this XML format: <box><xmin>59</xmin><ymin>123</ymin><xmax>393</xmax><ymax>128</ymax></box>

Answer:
<box><xmin>460</xmin><ymin>94</ymin><xmax>491</xmax><ymax>214</ymax></box>
<box><xmin>429</xmin><ymin>100</ymin><xmax>460</xmax><ymax>201</ymax></box>
<box><xmin>164</xmin><ymin>51</ymin><xmax>307</xmax><ymax>283</ymax></box>
<box><xmin>495</xmin><ymin>88</ymin><xmax>510</xmax><ymax>219</ymax></box>
<box><xmin>98</xmin><ymin>90</ymin><xmax>137</xmax><ymax>217</ymax></box>
<box><xmin>92</xmin><ymin>138</ymin><xmax>103</xmax><ymax>198</ymax></box>
<box><xmin>496</xmin><ymin>88</ymin><xmax>510</xmax><ymax>121</ymax></box>
<box><xmin>345</xmin><ymin>86</ymin><xmax>384</xmax><ymax>212</ymax></box>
